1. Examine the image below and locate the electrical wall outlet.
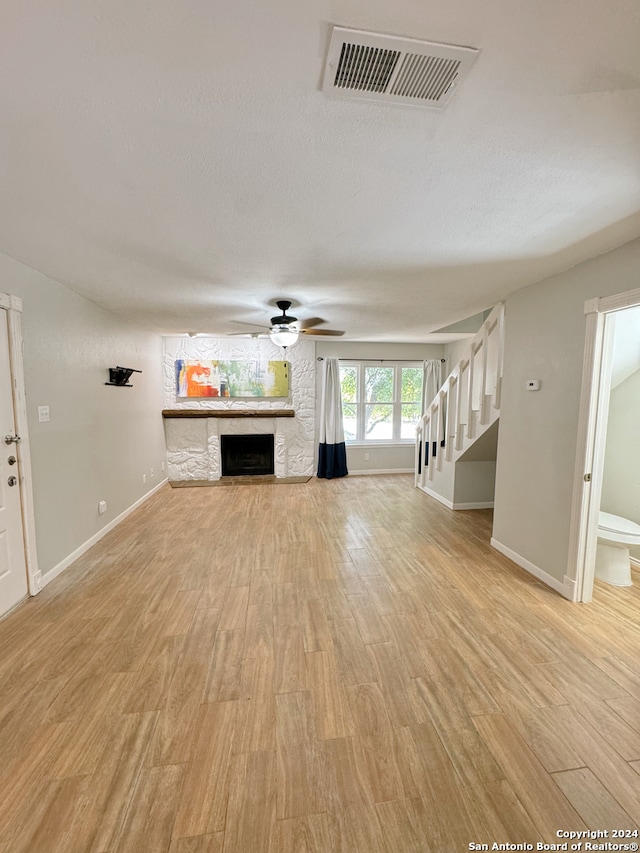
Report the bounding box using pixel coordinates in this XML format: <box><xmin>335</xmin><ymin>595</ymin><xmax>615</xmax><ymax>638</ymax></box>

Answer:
<box><xmin>161</xmin><ymin>461</ymin><xmax>165</xmax><ymax>472</ymax></box>
<box><xmin>150</xmin><ymin>467</ymin><xmax>154</xmax><ymax>479</ymax></box>
<box><xmin>364</xmin><ymin>452</ymin><xmax>370</xmax><ymax>460</ymax></box>
<box><xmin>38</xmin><ymin>405</ymin><xmax>50</xmax><ymax>423</ymax></box>
<box><xmin>98</xmin><ymin>500</ymin><xmax>107</xmax><ymax>515</ymax></box>
<box><xmin>142</xmin><ymin>473</ymin><xmax>147</xmax><ymax>484</ymax></box>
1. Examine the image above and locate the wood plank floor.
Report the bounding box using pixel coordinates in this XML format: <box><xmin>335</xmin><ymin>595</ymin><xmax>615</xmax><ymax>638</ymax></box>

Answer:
<box><xmin>1</xmin><ymin>474</ymin><xmax>640</xmax><ymax>851</ymax></box>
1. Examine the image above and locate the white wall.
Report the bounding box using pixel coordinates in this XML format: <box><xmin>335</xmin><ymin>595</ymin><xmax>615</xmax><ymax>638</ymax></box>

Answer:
<box><xmin>315</xmin><ymin>341</ymin><xmax>445</xmax><ymax>474</ymax></box>
<box><xmin>444</xmin><ymin>336</ymin><xmax>476</xmax><ymax>373</ymax></box>
<box><xmin>443</xmin><ymin>311</ymin><xmax>489</xmax><ymax>371</ymax></box>
<box><xmin>601</xmin><ymin>368</ymin><xmax>640</xmax><ymax>561</ymax></box>
<box><xmin>492</xmin><ymin>237</ymin><xmax>640</xmax><ymax>586</ymax></box>
<box><xmin>0</xmin><ymin>252</ymin><xmax>166</xmax><ymax>578</ymax></box>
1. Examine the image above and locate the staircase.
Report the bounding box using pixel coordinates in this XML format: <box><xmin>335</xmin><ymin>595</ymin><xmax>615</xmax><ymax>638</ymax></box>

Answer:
<box><xmin>415</xmin><ymin>303</ymin><xmax>505</xmax><ymax>508</ymax></box>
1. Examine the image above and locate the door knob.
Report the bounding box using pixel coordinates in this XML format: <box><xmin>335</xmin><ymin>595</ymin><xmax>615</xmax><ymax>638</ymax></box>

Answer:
<box><xmin>7</xmin><ymin>456</ymin><xmax>16</xmax><ymax>465</ymax></box>
<box><xmin>4</xmin><ymin>434</ymin><xmax>20</xmax><ymax>445</ymax></box>
<box><xmin>7</xmin><ymin>476</ymin><xmax>17</xmax><ymax>487</ymax></box>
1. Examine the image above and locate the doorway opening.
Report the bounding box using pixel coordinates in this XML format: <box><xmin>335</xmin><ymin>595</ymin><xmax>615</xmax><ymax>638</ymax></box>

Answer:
<box><xmin>569</xmin><ymin>288</ymin><xmax>640</xmax><ymax>602</ymax></box>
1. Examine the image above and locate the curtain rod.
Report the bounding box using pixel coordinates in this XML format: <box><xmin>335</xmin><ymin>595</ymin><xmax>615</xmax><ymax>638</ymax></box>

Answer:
<box><xmin>316</xmin><ymin>357</ymin><xmax>446</xmax><ymax>363</ymax></box>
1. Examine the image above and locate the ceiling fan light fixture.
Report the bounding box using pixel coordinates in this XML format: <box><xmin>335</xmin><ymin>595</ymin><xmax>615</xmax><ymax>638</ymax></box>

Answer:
<box><xmin>270</xmin><ymin>325</ymin><xmax>299</xmax><ymax>348</ymax></box>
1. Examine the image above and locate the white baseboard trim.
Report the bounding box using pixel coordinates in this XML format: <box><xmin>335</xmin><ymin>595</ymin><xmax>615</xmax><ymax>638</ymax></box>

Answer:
<box><xmin>40</xmin><ymin>479</ymin><xmax>168</xmax><ymax>589</ymax></box>
<box><xmin>490</xmin><ymin>537</ymin><xmax>573</xmax><ymax>599</ymax></box>
<box><xmin>348</xmin><ymin>468</ymin><xmax>414</xmax><ymax>476</ymax></box>
<box><xmin>563</xmin><ymin>575</ymin><xmax>579</xmax><ymax>602</ymax></box>
<box><xmin>452</xmin><ymin>501</ymin><xmax>494</xmax><ymax>510</ymax></box>
<box><xmin>416</xmin><ymin>484</ymin><xmax>493</xmax><ymax>511</ymax></box>
<box><xmin>416</xmin><ymin>484</ymin><xmax>454</xmax><ymax>509</ymax></box>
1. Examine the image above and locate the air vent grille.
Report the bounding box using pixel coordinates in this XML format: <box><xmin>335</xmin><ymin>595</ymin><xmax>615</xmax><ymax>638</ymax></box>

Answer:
<box><xmin>323</xmin><ymin>27</ymin><xmax>479</xmax><ymax>109</ymax></box>
<box><xmin>334</xmin><ymin>45</ymin><xmax>401</xmax><ymax>93</ymax></box>
<box><xmin>390</xmin><ymin>54</ymin><xmax>461</xmax><ymax>101</ymax></box>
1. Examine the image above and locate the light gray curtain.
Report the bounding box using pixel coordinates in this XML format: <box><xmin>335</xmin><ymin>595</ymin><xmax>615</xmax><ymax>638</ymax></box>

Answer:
<box><xmin>317</xmin><ymin>358</ymin><xmax>348</xmax><ymax>478</ymax></box>
<box><xmin>422</xmin><ymin>359</ymin><xmax>444</xmax><ymax>413</ymax></box>
<box><xmin>421</xmin><ymin>359</ymin><xmax>445</xmax><ymax>467</ymax></box>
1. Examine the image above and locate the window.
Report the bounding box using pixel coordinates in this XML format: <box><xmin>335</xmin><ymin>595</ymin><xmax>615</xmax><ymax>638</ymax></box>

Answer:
<box><xmin>340</xmin><ymin>362</ymin><xmax>423</xmax><ymax>442</ymax></box>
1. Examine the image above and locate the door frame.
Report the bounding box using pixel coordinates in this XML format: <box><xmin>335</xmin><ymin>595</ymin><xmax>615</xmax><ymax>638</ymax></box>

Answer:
<box><xmin>567</xmin><ymin>285</ymin><xmax>640</xmax><ymax>603</ymax></box>
<box><xmin>0</xmin><ymin>292</ymin><xmax>40</xmax><ymax>596</ymax></box>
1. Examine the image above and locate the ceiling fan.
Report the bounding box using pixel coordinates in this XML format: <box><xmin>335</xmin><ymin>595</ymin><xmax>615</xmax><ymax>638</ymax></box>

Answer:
<box><xmin>232</xmin><ymin>300</ymin><xmax>345</xmax><ymax>348</ymax></box>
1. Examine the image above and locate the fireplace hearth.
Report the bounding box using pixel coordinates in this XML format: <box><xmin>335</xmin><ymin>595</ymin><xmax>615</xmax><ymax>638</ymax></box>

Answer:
<box><xmin>221</xmin><ymin>434</ymin><xmax>275</xmax><ymax>477</ymax></box>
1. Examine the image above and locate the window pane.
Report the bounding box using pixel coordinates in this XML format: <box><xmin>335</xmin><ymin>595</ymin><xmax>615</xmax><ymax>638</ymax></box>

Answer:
<box><xmin>401</xmin><ymin>403</ymin><xmax>421</xmax><ymax>439</ymax></box>
<box><xmin>364</xmin><ymin>404</ymin><xmax>393</xmax><ymax>439</ymax></box>
<box><xmin>365</xmin><ymin>367</ymin><xmax>394</xmax><ymax>403</ymax></box>
<box><xmin>401</xmin><ymin>367</ymin><xmax>423</xmax><ymax>403</ymax></box>
<box><xmin>340</xmin><ymin>366</ymin><xmax>358</xmax><ymax>404</ymax></box>
<box><xmin>342</xmin><ymin>403</ymin><xmax>357</xmax><ymax>441</ymax></box>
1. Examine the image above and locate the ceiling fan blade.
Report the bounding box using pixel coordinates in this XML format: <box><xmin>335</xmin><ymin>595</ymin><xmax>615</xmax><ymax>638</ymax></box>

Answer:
<box><xmin>297</xmin><ymin>316</ymin><xmax>326</xmax><ymax>330</ymax></box>
<box><xmin>227</xmin><ymin>330</ymin><xmax>268</xmax><ymax>337</ymax></box>
<box><xmin>229</xmin><ymin>302</ymin><xmax>346</xmax><ymax>338</ymax></box>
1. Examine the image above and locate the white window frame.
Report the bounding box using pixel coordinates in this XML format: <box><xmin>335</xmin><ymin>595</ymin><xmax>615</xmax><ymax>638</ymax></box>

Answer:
<box><xmin>340</xmin><ymin>360</ymin><xmax>423</xmax><ymax>444</ymax></box>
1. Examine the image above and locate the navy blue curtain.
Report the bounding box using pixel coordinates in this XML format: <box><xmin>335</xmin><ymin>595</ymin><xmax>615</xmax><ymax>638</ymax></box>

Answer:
<box><xmin>317</xmin><ymin>358</ymin><xmax>348</xmax><ymax>479</ymax></box>
<box><xmin>317</xmin><ymin>441</ymin><xmax>348</xmax><ymax>479</ymax></box>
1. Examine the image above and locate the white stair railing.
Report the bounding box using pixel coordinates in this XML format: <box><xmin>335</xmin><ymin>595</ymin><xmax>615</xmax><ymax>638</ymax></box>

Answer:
<box><xmin>415</xmin><ymin>303</ymin><xmax>504</xmax><ymax>489</ymax></box>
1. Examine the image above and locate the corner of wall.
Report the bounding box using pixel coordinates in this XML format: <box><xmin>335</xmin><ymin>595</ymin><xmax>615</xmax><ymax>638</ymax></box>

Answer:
<box><xmin>490</xmin><ymin>537</ymin><xmax>575</xmax><ymax>600</ymax></box>
<box><xmin>40</xmin><ymin>479</ymin><xmax>168</xmax><ymax>589</ymax></box>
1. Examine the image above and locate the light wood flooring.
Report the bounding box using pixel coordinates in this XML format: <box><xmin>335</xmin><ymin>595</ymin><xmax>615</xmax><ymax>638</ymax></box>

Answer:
<box><xmin>1</xmin><ymin>474</ymin><xmax>640</xmax><ymax>852</ymax></box>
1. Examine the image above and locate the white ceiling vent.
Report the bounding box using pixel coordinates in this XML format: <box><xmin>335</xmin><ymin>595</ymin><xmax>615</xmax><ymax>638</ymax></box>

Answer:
<box><xmin>322</xmin><ymin>27</ymin><xmax>479</xmax><ymax>109</ymax></box>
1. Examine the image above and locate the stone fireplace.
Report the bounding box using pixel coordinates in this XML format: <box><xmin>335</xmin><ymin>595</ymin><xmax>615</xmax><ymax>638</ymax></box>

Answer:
<box><xmin>162</xmin><ymin>410</ymin><xmax>313</xmax><ymax>481</ymax></box>
<box><xmin>162</xmin><ymin>336</ymin><xmax>316</xmax><ymax>483</ymax></box>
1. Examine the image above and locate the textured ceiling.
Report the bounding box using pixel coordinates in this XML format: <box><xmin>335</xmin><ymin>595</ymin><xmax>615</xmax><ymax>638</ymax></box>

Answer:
<box><xmin>1</xmin><ymin>0</ymin><xmax>640</xmax><ymax>340</ymax></box>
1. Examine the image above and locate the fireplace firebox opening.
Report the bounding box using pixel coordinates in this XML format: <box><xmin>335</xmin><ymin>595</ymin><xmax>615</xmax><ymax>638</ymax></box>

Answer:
<box><xmin>221</xmin><ymin>434</ymin><xmax>275</xmax><ymax>477</ymax></box>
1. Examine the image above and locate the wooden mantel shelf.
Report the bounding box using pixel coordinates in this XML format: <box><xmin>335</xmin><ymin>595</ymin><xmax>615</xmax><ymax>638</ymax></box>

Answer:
<box><xmin>162</xmin><ymin>409</ymin><xmax>295</xmax><ymax>419</ymax></box>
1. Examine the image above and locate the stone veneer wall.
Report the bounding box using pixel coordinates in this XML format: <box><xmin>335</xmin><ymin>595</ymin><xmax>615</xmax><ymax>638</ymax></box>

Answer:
<box><xmin>163</xmin><ymin>336</ymin><xmax>316</xmax><ymax>480</ymax></box>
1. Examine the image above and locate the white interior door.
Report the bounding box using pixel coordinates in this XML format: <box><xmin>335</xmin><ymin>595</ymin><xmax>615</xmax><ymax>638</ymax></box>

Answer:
<box><xmin>0</xmin><ymin>307</ymin><xmax>28</xmax><ymax>615</ymax></box>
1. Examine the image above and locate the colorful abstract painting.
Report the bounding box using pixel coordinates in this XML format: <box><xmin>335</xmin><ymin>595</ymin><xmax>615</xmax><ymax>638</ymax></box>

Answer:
<box><xmin>175</xmin><ymin>360</ymin><xmax>289</xmax><ymax>398</ymax></box>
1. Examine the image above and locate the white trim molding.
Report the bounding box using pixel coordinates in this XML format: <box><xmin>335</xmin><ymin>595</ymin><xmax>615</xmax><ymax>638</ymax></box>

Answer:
<box><xmin>416</xmin><ymin>483</ymin><xmax>493</xmax><ymax>511</ymax></box>
<box><xmin>596</xmin><ymin>286</ymin><xmax>640</xmax><ymax>315</ymax></box>
<box><xmin>566</xmin><ymin>309</ymin><xmax>606</xmax><ymax>603</ymax></box>
<box><xmin>41</xmin><ymin>479</ymin><xmax>168</xmax><ymax>589</ymax></box>
<box><xmin>491</xmin><ymin>538</ymin><xmax>573</xmax><ymax>600</ymax></box>
<box><xmin>568</xmin><ymin>285</ymin><xmax>640</xmax><ymax>603</ymax></box>
<box><xmin>416</xmin><ymin>484</ymin><xmax>454</xmax><ymax>508</ymax></box>
<box><xmin>1</xmin><ymin>293</ymin><xmax>41</xmax><ymax>595</ymax></box>
<box><xmin>0</xmin><ymin>293</ymin><xmax>23</xmax><ymax>311</ymax></box>
<box><xmin>452</xmin><ymin>500</ymin><xmax>494</xmax><ymax>510</ymax></box>
<box><xmin>348</xmin><ymin>468</ymin><xmax>414</xmax><ymax>476</ymax></box>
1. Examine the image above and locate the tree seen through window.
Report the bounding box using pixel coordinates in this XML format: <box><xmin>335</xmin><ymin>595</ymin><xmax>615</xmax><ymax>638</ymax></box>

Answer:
<box><xmin>339</xmin><ymin>362</ymin><xmax>423</xmax><ymax>442</ymax></box>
